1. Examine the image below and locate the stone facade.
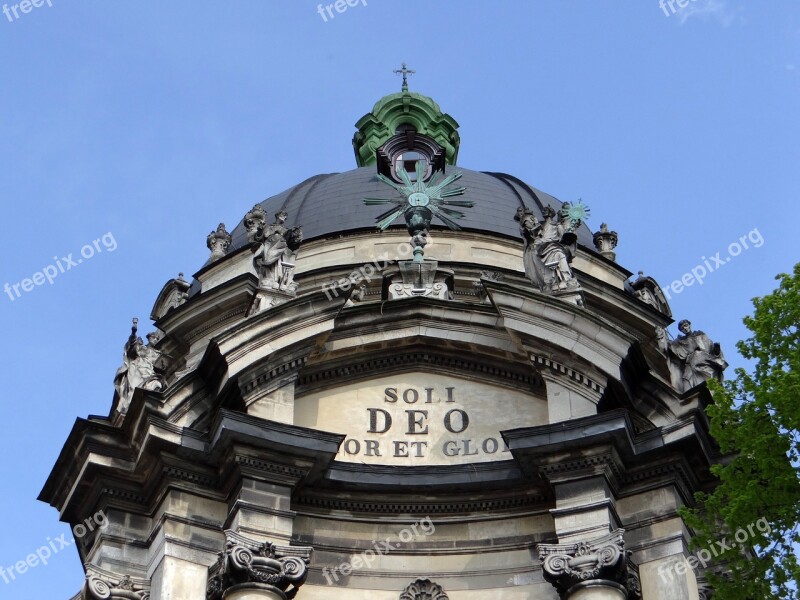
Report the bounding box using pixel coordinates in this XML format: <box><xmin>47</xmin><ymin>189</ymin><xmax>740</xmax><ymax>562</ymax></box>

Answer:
<box><xmin>41</xmin><ymin>85</ymin><xmax>725</xmax><ymax>600</ymax></box>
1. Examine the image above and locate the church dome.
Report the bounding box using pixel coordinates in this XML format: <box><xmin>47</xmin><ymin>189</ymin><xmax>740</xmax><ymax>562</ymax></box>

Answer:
<box><xmin>224</xmin><ymin>167</ymin><xmax>596</xmax><ymax>253</ymax></box>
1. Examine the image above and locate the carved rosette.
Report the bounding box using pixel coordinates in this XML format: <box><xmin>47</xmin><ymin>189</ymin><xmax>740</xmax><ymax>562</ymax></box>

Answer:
<box><xmin>206</xmin><ymin>530</ymin><xmax>312</xmax><ymax>600</ymax></box>
<box><xmin>537</xmin><ymin>530</ymin><xmax>629</xmax><ymax>598</ymax></box>
<box><xmin>84</xmin><ymin>565</ymin><xmax>150</xmax><ymax>599</ymax></box>
<box><xmin>399</xmin><ymin>578</ymin><xmax>450</xmax><ymax>600</ymax></box>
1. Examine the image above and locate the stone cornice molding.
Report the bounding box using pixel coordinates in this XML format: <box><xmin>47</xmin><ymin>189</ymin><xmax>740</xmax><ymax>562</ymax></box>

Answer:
<box><xmin>206</xmin><ymin>530</ymin><xmax>312</xmax><ymax>600</ymax></box>
<box><xmin>503</xmin><ymin>410</ymin><xmax>720</xmax><ymax>497</ymax></box>
<box><xmin>296</xmin><ymin>348</ymin><xmax>543</xmax><ymax>396</ymax></box>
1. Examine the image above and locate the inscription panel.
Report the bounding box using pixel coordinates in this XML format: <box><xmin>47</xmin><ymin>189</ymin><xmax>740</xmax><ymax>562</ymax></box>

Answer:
<box><xmin>294</xmin><ymin>373</ymin><xmax>547</xmax><ymax>466</ymax></box>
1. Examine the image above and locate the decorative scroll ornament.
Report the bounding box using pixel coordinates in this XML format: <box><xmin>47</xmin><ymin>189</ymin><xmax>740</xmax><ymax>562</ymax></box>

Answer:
<box><xmin>537</xmin><ymin>529</ymin><xmax>629</xmax><ymax>596</ymax></box>
<box><xmin>399</xmin><ymin>578</ymin><xmax>450</xmax><ymax>600</ymax></box>
<box><xmin>627</xmin><ymin>560</ymin><xmax>643</xmax><ymax>600</ymax></box>
<box><xmin>206</xmin><ymin>530</ymin><xmax>313</xmax><ymax>600</ymax></box>
<box><xmin>207</xmin><ymin>223</ymin><xmax>232</xmax><ymax>261</ymax></box>
<box><xmin>84</xmin><ymin>565</ymin><xmax>150</xmax><ymax>599</ymax></box>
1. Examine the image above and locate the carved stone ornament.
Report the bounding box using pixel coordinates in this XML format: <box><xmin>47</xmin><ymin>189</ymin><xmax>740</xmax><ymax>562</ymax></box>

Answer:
<box><xmin>696</xmin><ymin>577</ymin><xmax>715</xmax><ymax>600</ymax></box>
<box><xmin>593</xmin><ymin>222</ymin><xmax>619</xmax><ymax>261</ymax></box>
<box><xmin>515</xmin><ymin>204</ymin><xmax>587</xmax><ymax>306</ymax></box>
<box><xmin>206</xmin><ymin>530</ymin><xmax>312</xmax><ymax>600</ymax></box>
<box><xmin>388</xmin><ymin>260</ymin><xmax>451</xmax><ymax>300</ymax></box>
<box><xmin>473</xmin><ymin>270</ymin><xmax>504</xmax><ymax>304</ymax></box>
<box><xmin>344</xmin><ymin>283</ymin><xmax>367</xmax><ymax>307</ymax></box>
<box><xmin>399</xmin><ymin>578</ymin><xmax>450</xmax><ymax>600</ymax></box>
<box><xmin>626</xmin><ymin>560</ymin><xmax>643</xmax><ymax>600</ymax></box>
<box><xmin>113</xmin><ymin>318</ymin><xmax>165</xmax><ymax>414</ymax></box>
<box><xmin>537</xmin><ymin>529</ymin><xmax>629</xmax><ymax>596</ymax></box>
<box><xmin>244</xmin><ymin>204</ymin><xmax>267</xmax><ymax>243</ymax></box>
<box><xmin>84</xmin><ymin>565</ymin><xmax>150</xmax><ymax>599</ymax></box>
<box><xmin>631</xmin><ymin>271</ymin><xmax>672</xmax><ymax>317</ymax></box>
<box><xmin>666</xmin><ymin>319</ymin><xmax>728</xmax><ymax>393</ymax></box>
<box><xmin>207</xmin><ymin>223</ymin><xmax>232</xmax><ymax>261</ymax></box>
<box><xmin>150</xmin><ymin>272</ymin><xmax>190</xmax><ymax>321</ymax></box>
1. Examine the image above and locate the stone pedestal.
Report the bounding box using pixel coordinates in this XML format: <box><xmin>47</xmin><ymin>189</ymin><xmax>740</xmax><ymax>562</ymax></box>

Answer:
<box><xmin>387</xmin><ymin>259</ymin><xmax>451</xmax><ymax>300</ymax></box>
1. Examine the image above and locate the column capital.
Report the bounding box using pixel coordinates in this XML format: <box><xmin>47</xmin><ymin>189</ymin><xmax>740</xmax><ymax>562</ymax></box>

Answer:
<box><xmin>206</xmin><ymin>530</ymin><xmax>313</xmax><ymax>600</ymax></box>
<box><xmin>537</xmin><ymin>529</ymin><xmax>629</xmax><ymax>596</ymax></box>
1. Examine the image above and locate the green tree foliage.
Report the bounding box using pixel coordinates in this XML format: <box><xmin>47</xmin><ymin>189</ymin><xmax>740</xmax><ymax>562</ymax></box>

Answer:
<box><xmin>682</xmin><ymin>263</ymin><xmax>800</xmax><ymax>599</ymax></box>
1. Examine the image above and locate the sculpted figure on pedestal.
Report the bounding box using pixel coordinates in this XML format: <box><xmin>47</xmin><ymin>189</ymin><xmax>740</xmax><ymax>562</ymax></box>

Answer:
<box><xmin>252</xmin><ymin>210</ymin><xmax>303</xmax><ymax>292</ymax></box>
<box><xmin>515</xmin><ymin>205</ymin><xmax>581</xmax><ymax>294</ymax></box>
<box><xmin>667</xmin><ymin>319</ymin><xmax>728</xmax><ymax>392</ymax></box>
<box><xmin>113</xmin><ymin>319</ymin><xmax>164</xmax><ymax>413</ymax></box>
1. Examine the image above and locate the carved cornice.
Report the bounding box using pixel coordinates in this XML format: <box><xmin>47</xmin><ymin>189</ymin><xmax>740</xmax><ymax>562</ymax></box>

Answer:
<box><xmin>399</xmin><ymin>578</ymin><xmax>450</xmax><ymax>600</ymax></box>
<box><xmin>84</xmin><ymin>565</ymin><xmax>150</xmax><ymax>600</ymax></box>
<box><xmin>531</xmin><ymin>354</ymin><xmax>604</xmax><ymax>394</ymax></box>
<box><xmin>537</xmin><ymin>529</ymin><xmax>628</xmax><ymax>597</ymax></box>
<box><xmin>297</xmin><ymin>350</ymin><xmax>542</xmax><ymax>394</ymax></box>
<box><xmin>206</xmin><ymin>530</ymin><xmax>312</xmax><ymax>600</ymax></box>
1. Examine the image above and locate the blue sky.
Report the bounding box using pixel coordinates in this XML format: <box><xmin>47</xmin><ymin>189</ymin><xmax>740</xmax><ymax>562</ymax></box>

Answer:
<box><xmin>0</xmin><ymin>1</ymin><xmax>798</xmax><ymax>597</ymax></box>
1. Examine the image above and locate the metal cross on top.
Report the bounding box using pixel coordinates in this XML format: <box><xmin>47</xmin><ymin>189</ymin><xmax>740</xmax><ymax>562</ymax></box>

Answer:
<box><xmin>393</xmin><ymin>62</ymin><xmax>415</xmax><ymax>91</ymax></box>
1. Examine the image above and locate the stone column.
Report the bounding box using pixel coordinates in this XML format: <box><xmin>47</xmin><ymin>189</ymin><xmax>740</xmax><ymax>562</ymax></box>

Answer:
<box><xmin>206</xmin><ymin>530</ymin><xmax>313</xmax><ymax>600</ymax></box>
<box><xmin>537</xmin><ymin>530</ymin><xmax>631</xmax><ymax>599</ymax></box>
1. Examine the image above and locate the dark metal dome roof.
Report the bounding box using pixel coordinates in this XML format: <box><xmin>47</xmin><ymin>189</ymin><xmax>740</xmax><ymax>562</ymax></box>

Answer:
<box><xmin>226</xmin><ymin>166</ymin><xmax>594</xmax><ymax>253</ymax></box>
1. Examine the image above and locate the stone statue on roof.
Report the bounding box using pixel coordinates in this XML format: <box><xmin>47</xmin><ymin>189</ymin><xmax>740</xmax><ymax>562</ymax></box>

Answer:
<box><xmin>113</xmin><ymin>319</ymin><xmax>164</xmax><ymax>413</ymax></box>
<box><xmin>252</xmin><ymin>210</ymin><xmax>303</xmax><ymax>292</ymax></box>
<box><xmin>666</xmin><ymin>319</ymin><xmax>728</xmax><ymax>392</ymax></box>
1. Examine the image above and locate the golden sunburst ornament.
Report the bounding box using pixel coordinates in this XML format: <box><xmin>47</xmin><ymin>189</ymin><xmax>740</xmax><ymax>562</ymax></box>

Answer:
<box><xmin>363</xmin><ymin>161</ymin><xmax>474</xmax><ymax>231</ymax></box>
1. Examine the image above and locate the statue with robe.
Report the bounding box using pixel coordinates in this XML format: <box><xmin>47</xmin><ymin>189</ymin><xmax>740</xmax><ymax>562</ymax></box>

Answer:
<box><xmin>515</xmin><ymin>205</ymin><xmax>580</xmax><ymax>293</ymax></box>
<box><xmin>252</xmin><ymin>211</ymin><xmax>303</xmax><ymax>291</ymax></box>
<box><xmin>666</xmin><ymin>319</ymin><xmax>728</xmax><ymax>392</ymax></box>
<box><xmin>114</xmin><ymin>319</ymin><xmax>164</xmax><ymax>413</ymax></box>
